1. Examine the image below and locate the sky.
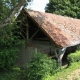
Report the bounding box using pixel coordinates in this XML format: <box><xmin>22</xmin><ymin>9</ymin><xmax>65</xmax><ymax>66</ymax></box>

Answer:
<box><xmin>28</xmin><ymin>0</ymin><xmax>49</xmax><ymax>12</ymax></box>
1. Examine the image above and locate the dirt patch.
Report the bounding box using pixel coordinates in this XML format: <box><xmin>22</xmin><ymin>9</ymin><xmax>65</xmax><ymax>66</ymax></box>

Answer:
<box><xmin>65</xmin><ymin>69</ymin><xmax>80</xmax><ymax>80</ymax></box>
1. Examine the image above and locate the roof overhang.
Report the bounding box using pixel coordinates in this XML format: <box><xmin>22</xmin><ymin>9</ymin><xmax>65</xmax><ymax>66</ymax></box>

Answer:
<box><xmin>18</xmin><ymin>8</ymin><xmax>80</xmax><ymax>48</ymax></box>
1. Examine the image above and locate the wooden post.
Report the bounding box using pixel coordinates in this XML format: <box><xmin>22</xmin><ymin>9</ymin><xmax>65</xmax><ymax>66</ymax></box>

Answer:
<box><xmin>58</xmin><ymin>48</ymin><xmax>66</xmax><ymax>68</ymax></box>
<box><xmin>54</xmin><ymin>47</ymin><xmax>66</xmax><ymax>69</ymax></box>
<box><xmin>54</xmin><ymin>49</ymin><xmax>58</xmax><ymax>58</ymax></box>
<box><xmin>35</xmin><ymin>47</ymin><xmax>37</xmax><ymax>54</ymax></box>
<box><xmin>26</xmin><ymin>24</ymin><xmax>29</xmax><ymax>41</ymax></box>
<box><xmin>77</xmin><ymin>44</ymin><xmax>80</xmax><ymax>50</ymax></box>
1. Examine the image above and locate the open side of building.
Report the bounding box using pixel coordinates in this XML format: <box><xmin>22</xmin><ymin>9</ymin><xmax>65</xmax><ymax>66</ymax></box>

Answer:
<box><xmin>16</xmin><ymin>8</ymin><xmax>80</xmax><ymax>68</ymax></box>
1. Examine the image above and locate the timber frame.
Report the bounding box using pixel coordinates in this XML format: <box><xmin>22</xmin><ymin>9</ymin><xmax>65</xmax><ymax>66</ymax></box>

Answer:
<box><xmin>53</xmin><ymin>47</ymin><xmax>66</xmax><ymax>68</ymax></box>
<box><xmin>16</xmin><ymin>8</ymin><xmax>80</xmax><ymax>68</ymax></box>
<box><xmin>17</xmin><ymin>10</ymin><xmax>67</xmax><ymax>68</ymax></box>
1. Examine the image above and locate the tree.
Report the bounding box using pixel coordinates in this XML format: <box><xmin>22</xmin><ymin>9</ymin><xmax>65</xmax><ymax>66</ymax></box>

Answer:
<box><xmin>0</xmin><ymin>0</ymin><xmax>33</xmax><ymax>71</ymax></box>
<box><xmin>0</xmin><ymin>0</ymin><xmax>33</xmax><ymax>28</ymax></box>
<box><xmin>45</xmin><ymin>0</ymin><xmax>80</xmax><ymax>19</ymax></box>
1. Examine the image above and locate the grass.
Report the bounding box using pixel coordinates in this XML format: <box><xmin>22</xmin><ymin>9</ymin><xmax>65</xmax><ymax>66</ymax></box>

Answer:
<box><xmin>42</xmin><ymin>61</ymin><xmax>80</xmax><ymax>80</ymax></box>
<box><xmin>73</xmin><ymin>77</ymin><xmax>79</xmax><ymax>80</ymax></box>
<box><xmin>0</xmin><ymin>62</ymin><xmax>80</xmax><ymax>80</ymax></box>
<box><xmin>0</xmin><ymin>54</ymin><xmax>80</xmax><ymax>80</ymax></box>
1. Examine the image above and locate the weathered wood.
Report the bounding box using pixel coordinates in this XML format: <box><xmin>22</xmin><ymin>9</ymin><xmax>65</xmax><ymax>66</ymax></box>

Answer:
<box><xmin>77</xmin><ymin>44</ymin><xmax>80</xmax><ymax>50</ymax></box>
<box><xmin>30</xmin><ymin>29</ymin><xmax>39</xmax><ymax>40</ymax></box>
<box><xmin>33</xmin><ymin>38</ymin><xmax>49</xmax><ymax>41</ymax></box>
<box><xmin>26</xmin><ymin>24</ymin><xmax>29</xmax><ymax>40</ymax></box>
<box><xmin>58</xmin><ymin>48</ymin><xmax>66</xmax><ymax>68</ymax></box>
<box><xmin>53</xmin><ymin>47</ymin><xmax>66</xmax><ymax>68</ymax></box>
<box><xmin>54</xmin><ymin>49</ymin><xmax>58</xmax><ymax>58</ymax></box>
<box><xmin>26</xmin><ymin>16</ymin><xmax>29</xmax><ymax>41</ymax></box>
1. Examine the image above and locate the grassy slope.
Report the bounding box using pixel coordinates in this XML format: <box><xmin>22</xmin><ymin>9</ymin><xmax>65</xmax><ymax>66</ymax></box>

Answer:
<box><xmin>42</xmin><ymin>61</ymin><xmax>80</xmax><ymax>80</ymax></box>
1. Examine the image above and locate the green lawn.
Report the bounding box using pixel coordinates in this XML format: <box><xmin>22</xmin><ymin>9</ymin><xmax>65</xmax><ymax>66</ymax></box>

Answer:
<box><xmin>42</xmin><ymin>61</ymin><xmax>80</xmax><ymax>80</ymax></box>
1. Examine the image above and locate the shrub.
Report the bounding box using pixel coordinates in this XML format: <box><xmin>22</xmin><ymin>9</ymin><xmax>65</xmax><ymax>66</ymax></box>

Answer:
<box><xmin>0</xmin><ymin>48</ymin><xmax>19</xmax><ymax>71</ymax></box>
<box><xmin>24</xmin><ymin>52</ymin><xmax>58</xmax><ymax>80</ymax></box>
<box><xmin>0</xmin><ymin>23</ymin><xmax>24</xmax><ymax>71</ymax></box>
<box><xmin>0</xmin><ymin>66</ymin><xmax>25</xmax><ymax>80</ymax></box>
<box><xmin>42</xmin><ymin>61</ymin><xmax>80</xmax><ymax>80</ymax></box>
<box><xmin>67</xmin><ymin>50</ymin><xmax>80</xmax><ymax>64</ymax></box>
<box><xmin>0</xmin><ymin>70</ymin><xmax>21</xmax><ymax>80</ymax></box>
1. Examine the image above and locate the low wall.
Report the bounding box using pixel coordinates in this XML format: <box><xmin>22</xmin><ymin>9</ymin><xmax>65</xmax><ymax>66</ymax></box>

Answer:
<box><xmin>16</xmin><ymin>46</ymin><xmax>35</xmax><ymax>68</ymax></box>
<box><xmin>15</xmin><ymin>40</ymin><xmax>55</xmax><ymax>68</ymax></box>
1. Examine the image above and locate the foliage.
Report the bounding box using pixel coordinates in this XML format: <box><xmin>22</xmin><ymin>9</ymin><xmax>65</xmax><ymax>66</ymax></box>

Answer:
<box><xmin>0</xmin><ymin>23</ymin><xmax>24</xmax><ymax>71</ymax></box>
<box><xmin>45</xmin><ymin>0</ymin><xmax>80</xmax><ymax>19</ymax></box>
<box><xmin>0</xmin><ymin>0</ymin><xmax>32</xmax><ymax>21</ymax></box>
<box><xmin>67</xmin><ymin>50</ymin><xmax>80</xmax><ymax>64</ymax></box>
<box><xmin>0</xmin><ymin>71</ymin><xmax>19</xmax><ymax>80</ymax></box>
<box><xmin>42</xmin><ymin>61</ymin><xmax>80</xmax><ymax>80</ymax></box>
<box><xmin>0</xmin><ymin>0</ymin><xmax>17</xmax><ymax>21</ymax></box>
<box><xmin>0</xmin><ymin>67</ymin><xmax>22</xmax><ymax>80</ymax></box>
<box><xmin>0</xmin><ymin>0</ymin><xmax>32</xmax><ymax>71</ymax></box>
<box><xmin>0</xmin><ymin>61</ymin><xmax>80</xmax><ymax>80</ymax></box>
<box><xmin>24</xmin><ymin>52</ymin><xmax>58</xmax><ymax>80</ymax></box>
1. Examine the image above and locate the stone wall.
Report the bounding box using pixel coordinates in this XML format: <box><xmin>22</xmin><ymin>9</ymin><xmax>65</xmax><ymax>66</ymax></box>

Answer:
<box><xmin>15</xmin><ymin>40</ymin><xmax>56</xmax><ymax>68</ymax></box>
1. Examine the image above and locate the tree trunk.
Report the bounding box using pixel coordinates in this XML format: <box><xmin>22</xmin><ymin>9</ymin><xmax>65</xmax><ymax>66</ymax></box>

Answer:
<box><xmin>0</xmin><ymin>0</ymin><xmax>25</xmax><ymax>28</ymax></box>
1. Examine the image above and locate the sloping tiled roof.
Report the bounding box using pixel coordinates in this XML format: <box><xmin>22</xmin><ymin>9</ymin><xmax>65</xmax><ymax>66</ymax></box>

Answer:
<box><xmin>22</xmin><ymin>8</ymin><xmax>80</xmax><ymax>48</ymax></box>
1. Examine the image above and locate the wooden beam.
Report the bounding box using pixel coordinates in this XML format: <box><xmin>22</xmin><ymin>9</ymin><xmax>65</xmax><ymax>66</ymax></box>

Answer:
<box><xmin>57</xmin><ymin>48</ymin><xmax>66</xmax><ymax>68</ymax></box>
<box><xmin>30</xmin><ymin>29</ymin><xmax>39</xmax><ymax>40</ymax></box>
<box><xmin>25</xmin><ymin>15</ymin><xmax>29</xmax><ymax>41</ymax></box>
<box><xmin>26</xmin><ymin>24</ymin><xmax>29</xmax><ymax>41</ymax></box>
<box><xmin>53</xmin><ymin>47</ymin><xmax>66</xmax><ymax>69</ymax></box>
<box><xmin>54</xmin><ymin>49</ymin><xmax>58</xmax><ymax>58</ymax></box>
<box><xmin>77</xmin><ymin>44</ymin><xmax>80</xmax><ymax>50</ymax></box>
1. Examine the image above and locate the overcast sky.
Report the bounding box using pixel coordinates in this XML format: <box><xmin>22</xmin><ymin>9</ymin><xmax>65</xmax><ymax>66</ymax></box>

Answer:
<box><xmin>28</xmin><ymin>0</ymin><xmax>49</xmax><ymax>12</ymax></box>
